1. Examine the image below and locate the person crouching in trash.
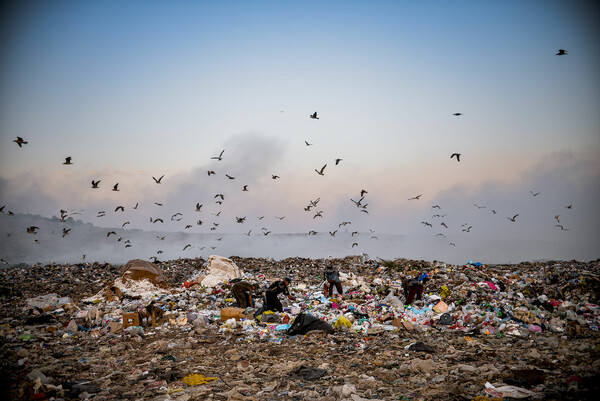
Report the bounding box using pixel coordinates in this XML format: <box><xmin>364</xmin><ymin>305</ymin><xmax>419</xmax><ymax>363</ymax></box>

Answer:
<box><xmin>402</xmin><ymin>273</ymin><xmax>429</xmax><ymax>305</ymax></box>
<box><xmin>231</xmin><ymin>281</ymin><xmax>256</xmax><ymax>309</ymax></box>
<box><xmin>323</xmin><ymin>264</ymin><xmax>343</xmax><ymax>298</ymax></box>
<box><xmin>264</xmin><ymin>277</ymin><xmax>295</xmax><ymax>312</ymax></box>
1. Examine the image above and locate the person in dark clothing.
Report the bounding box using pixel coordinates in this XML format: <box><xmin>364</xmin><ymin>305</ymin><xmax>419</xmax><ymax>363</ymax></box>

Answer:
<box><xmin>324</xmin><ymin>265</ymin><xmax>343</xmax><ymax>297</ymax></box>
<box><xmin>264</xmin><ymin>277</ymin><xmax>295</xmax><ymax>312</ymax></box>
<box><xmin>402</xmin><ymin>274</ymin><xmax>428</xmax><ymax>304</ymax></box>
<box><xmin>232</xmin><ymin>281</ymin><xmax>256</xmax><ymax>308</ymax></box>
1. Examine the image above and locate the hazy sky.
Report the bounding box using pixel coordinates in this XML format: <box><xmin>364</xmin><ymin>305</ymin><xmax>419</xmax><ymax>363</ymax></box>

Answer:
<box><xmin>1</xmin><ymin>0</ymin><xmax>599</xmax><ymax>263</ymax></box>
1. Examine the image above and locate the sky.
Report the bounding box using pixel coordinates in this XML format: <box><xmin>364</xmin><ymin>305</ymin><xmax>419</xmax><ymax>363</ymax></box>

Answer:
<box><xmin>0</xmin><ymin>0</ymin><xmax>599</xmax><ymax>264</ymax></box>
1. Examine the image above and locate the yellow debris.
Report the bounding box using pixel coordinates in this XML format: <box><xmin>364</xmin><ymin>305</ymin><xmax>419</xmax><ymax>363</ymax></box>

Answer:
<box><xmin>182</xmin><ymin>373</ymin><xmax>219</xmax><ymax>386</ymax></box>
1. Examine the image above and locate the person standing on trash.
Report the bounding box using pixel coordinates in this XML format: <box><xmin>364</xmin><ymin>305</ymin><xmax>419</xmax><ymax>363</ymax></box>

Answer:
<box><xmin>231</xmin><ymin>281</ymin><xmax>256</xmax><ymax>309</ymax></box>
<box><xmin>264</xmin><ymin>277</ymin><xmax>295</xmax><ymax>312</ymax></box>
<box><xmin>323</xmin><ymin>264</ymin><xmax>343</xmax><ymax>298</ymax></box>
<box><xmin>402</xmin><ymin>273</ymin><xmax>427</xmax><ymax>305</ymax></box>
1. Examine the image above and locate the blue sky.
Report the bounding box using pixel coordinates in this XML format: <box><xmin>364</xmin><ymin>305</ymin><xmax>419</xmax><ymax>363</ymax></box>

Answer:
<box><xmin>1</xmin><ymin>1</ymin><xmax>599</xmax><ymax>262</ymax></box>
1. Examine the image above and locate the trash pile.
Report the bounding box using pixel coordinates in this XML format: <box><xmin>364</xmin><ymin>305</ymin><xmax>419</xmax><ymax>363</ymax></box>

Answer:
<box><xmin>1</xmin><ymin>255</ymin><xmax>599</xmax><ymax>400</ymax></box>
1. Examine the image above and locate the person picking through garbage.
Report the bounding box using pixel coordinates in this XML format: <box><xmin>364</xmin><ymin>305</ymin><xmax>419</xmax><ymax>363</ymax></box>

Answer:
<box><xmin>231</xmin><ymin>281</ymin><xmax>256</xmax><ymax>309</ymax></box>
<box><xmin>264</xmin><ymin>277</ymin><xmax>295</xmax><ymax>312</ymax></box>
<box><xmin>402</xmin><ymin>273</ymin><xmax>428</xmax><ymax>305</ymax></box>
<box><xmin>323</xmin><ymin>264</ymin><xmax>343</xmax><ymax>298</ymax></box>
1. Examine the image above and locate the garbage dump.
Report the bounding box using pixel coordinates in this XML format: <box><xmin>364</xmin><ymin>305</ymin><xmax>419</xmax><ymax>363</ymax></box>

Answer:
<box><xmin>1</xmin><ymin>255</ymin><xmax>599</xmax><ymax>400</ymax></box>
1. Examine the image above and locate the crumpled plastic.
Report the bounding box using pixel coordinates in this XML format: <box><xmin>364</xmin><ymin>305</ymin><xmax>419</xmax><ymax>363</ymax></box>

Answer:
<box><xmin>182</xmin><ymin>374</ymin><xmax>219</xmax><ymax>386</ymax></box>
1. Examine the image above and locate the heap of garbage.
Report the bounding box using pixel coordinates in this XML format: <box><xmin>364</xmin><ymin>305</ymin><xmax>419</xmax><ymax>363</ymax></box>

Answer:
<box><xmin>1</xmin><ymin>255</ymin><xmax>599</xmax><ymax>400</ymax></box>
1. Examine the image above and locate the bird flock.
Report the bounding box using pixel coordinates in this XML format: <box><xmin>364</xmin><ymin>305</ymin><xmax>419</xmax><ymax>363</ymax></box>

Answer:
<box><xmin>2</xmin><ymin>49</ymin><xmax>575</xmax><ymax>260</ymax></box>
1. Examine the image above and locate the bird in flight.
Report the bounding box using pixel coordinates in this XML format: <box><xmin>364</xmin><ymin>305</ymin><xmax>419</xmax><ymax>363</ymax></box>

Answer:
<box><xmin>360</xmin><ymin>189</ymin><xmax>368</xmax><ymax>197</ymax></box>
<box><xmin>451</xmin><ymin>153</ymin><xmax>461</xmax><ymax>162</ymax></box>
<box><xmin>115</xmin><ymin>206</ymin><xmax>125</xmax><ymax>212</ymax></box>
<box><xmin>152</xmin><ymin>218</ymin><xmax>164</xmax><ymax>223</ymax></box>
<box><xmin>185</xmin><ymin>225</ymin><xmax>192</xmax><ymax>229</ymax></box>
<box><xmin>122</xmin><ymin>222</ymin><xmax>130</xmax><ymax>227</ymax></box>
<box><xmin>63</xmin><ymin>157</ymin><xmax>73</xmax><ymax>165</ymax></box>
<box><xmin>225</xmin><ymin>174</ymin><xmax>235</xmax><ymax>180</ymax></box>
<box><xmin>421</xmin><ymin>221</ymin><xmax>432</xmax><ymax>227</ymax></box>
<box><xmin>435</xmin><ymin>233</ymin><xmax>446</xmax><ymax>238</ymax></box>
<box><xmin>207</xmin><ymin>170</ymin><xmax>215</xmax><ymax>176</ymax></box>
<box><xmin>352</xmin><ymin>243</ymin><xmax>358</xmax><ymax>248</ymax></box>
<box><xmin>276</xmin><ymin>216</ymin><xmax>286</xmax><ymax>220</ymax></box>
<box><xmin>329</xmin><ymin>230</ymin><xmax>337</xmax><ymax>237</ymax></box>
<box><xmin>91</xmin><ymin>180</ymin><xmax>100</xmax><ymax>189</ymax></box>
<box><xmin>27</xmin><ymin>226</ymin><xmax>39</xmax><ymax>234</ymax></box>
<box><xmin>211</xmin><ymin>150</ymin><xmax>225</xmax><ymax>161</ymax></box>
<box><xmin>183</xmin><ymin>244</ymin><xmax>192</xmax><ymax>251</ymax></box>
<box><xmin>431</xmin><ymin>205</ymin><xmax>440</xmax><ymax>209</ymax></box>
<box><xmin>107</xmin><ymin>231</ymin><xmax>116</xmax><ymax>237</ymax></box>
<box><xmin>313</xmin><ymin>211</ymin><xmax>323</xmax><ymax>219</ymax></box>
<box><xmin>449</xmin><ymin>243</ymin><xmax>456</xmax><ymax>246</ymax></box>
<box><xmin>305</xmin><ymin>141</ymin><xmax>313</xmax><ymax>146</ymax></box>
<box><xmin>258</xmin><ymin>216</ymin><xmax>265</xmax><ymax>220</ymax></box>
<box><xmin>272</xmin><ymin>175</ymin><xmax>280</xmax><ymax>179</ymax></box>
<box><xmin>153</xmin><ymin>175</ymin><xmax>164</xmax><ymax>184</ymax></box>
<box><xmin>214</xmin><ymin>194</ymin><xmax>225</xmax><ymax>200</ymax></box>
<box><xmin>245</xmin><ymin>230</ymin><xmax>252</xmax><ymax>236</ymax></box>
<box><xmin>474</xmin><ymin>204</ymin><xmax>486</xmax><ymax>209</ymax></box>
<box><xmin>530</xmin><ymin>190</ymin><xmax>540</xmax><ymax>197</ymax></box>
<box><xmin>315</xmin><ymin>164</ymin><xmax>327</xmax><ymax>176</ymax></box>
<box><xmin>335</xmin><ymin>159</ymin><xmax>343</xmax><ymax>165</ymax></box>
<box><xmin>453</xmin><ymin>113</ymin><xmax>462</xmax><ymax>116</ymax></box>
<box><xmin>408</xmin><ymin>194</ymin><xmax>422</xmax><ymax>200</ymax></box>
<box><xmin>133</xmin><ymin>203</ymin><xmax>139</xmax><ymax>209</ymax></box>
<box><xmin>556</xmin><ymin>49</ymin><xmax>567</xmax><ymax>56</ymax></box>
<box><xmin>462</xmin><ymin>226</ymin><xmax>472</xmax><ymax>232</ymax></box>
<box><xmin>154</xmin><ymin>202</ymin><xmax>163</xmax><ymax>206</ymax></box>
<box><xmin>507</xmin><ymin>214</ymin><xmax>519</xmax><ymax>222</ymax></box>
<box><xmin>195</xmin><ymin>203</ymin><xmax>203</xmax><ymax>212</ymax></box>
<box><xmin>565</xmin><ymin>204</ymin><xmax>572</xmax><ymax>209</ymax></box>
<box><xmin>197</xmin><ymin>220</ymin><xmax>203</xmax><ymax>225</ymax></box>
<box><xmin>554</xmin><ymin>215</ymin><xmax>560</xmax><ymax>223</ymax></box>
<box><xmin>352</xmin><ymin>231</ymin><xmax>358</xmax><ymax>236</ymax></box>
<box><xmin>242</xmin><ymin>185</ymin><xmax>248</xmax><ymax>191</ymax></box>
<box><xmin>112</xmin><ymin>183</ymin><xmax>119</xmax><ymax>192</ymax></box>
<box><xmin>310</xmin><ymin>112</ymin><xmax>319</xmax><ymax>119</ymax></box>
<box><xmin>555</xmin><ymin>224</ymin><xmax>570</xmax><ymax>231</ymax></box>
<box><xmin>441</xmin><ymin>222</ymin><xmax>448</xmax><ymax>228</ymax></box>
<box><xmin>13</xmin><ymin>137</ymin><xmax>28</xmax><ymax>147</ymax></box>
<box><xmin>236</xmin><ymin>216</ymin><xmax>246</xmax><ymax>223</ymax></box>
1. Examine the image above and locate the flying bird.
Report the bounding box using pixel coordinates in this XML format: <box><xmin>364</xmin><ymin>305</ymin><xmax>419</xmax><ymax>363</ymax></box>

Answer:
<box><xmin>408</xmin><ymin>194</ymin><xmax>422</xmax><ymax>200</ymax></box>
<box><xmin>276</xmin><ymin>216</ymin><xmax>286</xmax><ymax>220</ymax></box>
<box><xmin>26</xmin><ymin>226</ymin><xmax>39</xmax><ymax>234</ymax></box>
<box><xmin>435</xmin><ymin>233</ymin><xmax>446</xmax><ymax>238</ymax></box>
<box><xmin>462</xmin><ymin>226</ymin><xmax>472</xmax><ymax>232</ymax></box>
<box><xmin>352</xmin><ymin>231</ymin><xmax>358</xmax><ymax>236</ymax></box>
<box><xmin>565</xmin><ymin>204</ymin><xmax>572</xmax><ymax>209</ymax></box>
<box><xmin>360</xmin><ymin>209</ymin><xmax>369</xmax><ymax>214</ymax></box>
<box><xmin>431</xmin><ymin>205</ymin><xmax>440</xmax><ymax>209</ymax></box>
<box><xmin>352</xmin><ymin>243</ymin><xmax>358</xmax><ymax>248</ymax></box>
<box><xmin>272</xmin><ymin>175</ymin><xmax>280</xmax><ymax>179</ymax></box>
<box><xmin>556</xmin><ymin>49</ymin><xmax>567</xmax><ymax>56</ymax></box>
<box><xmin>133</xmin><ymin>203</ymin><xmax>139</xmax><ymax>209</ymax></box>
<box><xmin>242</xmin><ymin>185</ymin><xmax>248</xmax><ymax>191</ymax></box>
<box><xmin>245</xmin><ymin>230</ymin><xmax>252</xmax><ymax>236</ymax></box>
<box><xmin>360</xmin><ymin>189</ymin><xmax>368</xmax><ymax>197</ymax></box>
<box><xmin>196</xmin><ymin>220</ymin><xmax>203</xmax><ymax>226</ymax></box>
<box><xmin>185</xmin><ymin>225</ymin><xmax>192</xmax><ymax>229</ymax></box>
<box><xmin>315</xmin><ymin>164</ymin><xmax>327</xmax><ymax>176</ymax></box>
<box><xmin>91</xmin><ymin>180</ymin><xmax>100</xmax><ymax>189</ymax></box>
<box><xmin>236</xmin><ymin>217</ymin><xmax>246</xmax><ymax>223</ymax></box>
<box><xmin>449</xmin><ymin>243</ymin><xmax>456</xmax><ymax>247</ymax></box>
<box><xmin>555</xmin><ymin>224</ymin><xmax>570</xmax><ymax>231</ymax></box>
<box><xmin>263</xmin><ymin>230</ymin><xmax>271</xmax><ymax>236</ymax></box>
<box><xmin>329</xmin><ymin>230</ymin><xmax>337</xmax><ymax>237</ymax></box>
<box><xmin>153</xmin><ymin>175</ymin><xmax>164</xmax><ymax>184</ymax></box>
<box><xmin>451</xmin><ymin>153</ymin><xmax>461</xmax><ymax>162</ymax></box>
<box><xmin>183</xmin><ymin>244</ymin><xmax>192</xmax><ymax>251</ymax></box>
<box><xmin>107</xmin><ymin>231</ymin><xmax>116</xmax><ymax>237</ymax></box>
<box><xmin>507</xmin><ymin>214</ymin><xmax>519</xmax><ymax>222</ymax></box>
<box><xmin>195</xmin><ymin>203</ymin><xmax>203</xmax><ymax>212</ymax></box>
<box><xmin>453</xmin><ymin>113</ymin><xmax>462</xmax><ymax>116</ymax></box>
<box><xmin>530</xmin><ymin>190</ymin><xmax>540</xmax><ymax>197</ymax></box>
<box><xmin>313</xmin><ymin>211</ymin><xmax>323</xmax><ymax>219</ymax></box>
<box><xmin>122</xmin><ymin>222</ymin><xmax>130</xmax><ymax>227</ymax></box>
<box><xmin>309</xmin><ymin>112</ymin><xmax>319</xmax><ymax>119</ymax></box>
<box><xmin>154</xmin><ymin>202</ymin><xmax>163</xmax><ymax>206</ymax></box>
<box><xmin>211</xmin><ymin>149</ymin><xmax>225</xmax><ymax>161</ymax></box>
<box><xmin>115</xmin><ymin>206</ymin><xmax>125</xmax><ymax>212</ymax></box>
<box><xmin>421</xmin><ymin>221</ymin><xmax>432</xmax><ymax>227</ymax></box>
<box><xmin>474</xmin><ymin>204</ymin><xmax>486</xmax><ymax>209</ymax></box>
<box><xmin>112</xmin><ymin>183</ymin><xmax>119</xmax><ymax>191</ymax></box>
<box><xmin>304</xmin><ymin>141</ymin><xmax>313</xmax><ymax>146</ymax></box>
<box><xmin>63</xmin><ymin>157</ymin><xmax>73</xmax><ymax>165</ymax></box>
<box><xmin>335</xmin><ymin>159</ymin><xmax>343</xmax><ymax>165</ymax></box>
<box><xmin>554</xmin><ymin>215</ymin><xmax>560</xmax><ymax>223</ymax></box>
<box><xmin>214</xmin><ymin>194</ymin><xmax>224</xmax><ymax>200</ymax></box>
<box><xmin>225</xmin><ymin>174</ymin><xmax>235</xmax><ymax>180</ymax></box>
<box><xmin>208</xmin><ymin>170</ymin><xmax>216</xmax><ymax>176</ymax></box>
<box><xmin>152</xmin><ymin>218</ymin><xmax>164</xmax><ymax>223</ymax></box>
<box><xmin>13</xmin><ymin>136</ymin><xmax>28</xmax><ymax>147</ymax></box>
<box><xmin>441</xmin><ymin>222</ymin><xmax>448</xmax><ymax>228</ymax></box>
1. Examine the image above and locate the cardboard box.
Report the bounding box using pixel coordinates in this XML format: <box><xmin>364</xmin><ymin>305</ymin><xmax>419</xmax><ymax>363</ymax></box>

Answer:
<box><xmin>122</xmin><ymin>312</ymin><xmax>141</xmax><ymax>328</ymax></box>
<box><xmin>433</xmin><ymin>301</ymin><xmax>448</xmax><ymax>313</ymax></box>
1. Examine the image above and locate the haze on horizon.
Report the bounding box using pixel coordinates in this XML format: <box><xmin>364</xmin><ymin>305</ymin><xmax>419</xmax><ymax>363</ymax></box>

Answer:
<box><xmin>1</xmin><ymin>0</ymin><xmax>599</xmax><ymax>265</ymax></box>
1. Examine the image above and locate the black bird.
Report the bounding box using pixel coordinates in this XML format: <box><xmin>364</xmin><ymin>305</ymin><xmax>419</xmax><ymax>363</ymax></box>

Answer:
<box><xmin>352</xmin><ymin>231</ymin><xmax>358</xmax><ymax>236</ymax></box>
<box><xmin>154</xmin><ymin>202</ymin><xmax>163</xmax><ymax>206</ymax></box>
<box><xmin>211</xmin><ymin>149</ymin><xmax>225</xmax><ymax>161</ymax></box>
<box><xmin>122</xmin><ymin>222</ymin><xmax>130</xmax><ymax>227</ymax></box>
<box><xmin>441</xmin><ymin>222</ymin><xmax>448</xmax><ymax>228</ymax></box>
<box><xmin>421</xmin><ymin>221</ymin><xmax>432</xmax><ymax>227</ymax></box>
<box><xmin>360</xmin><ymin>189</ymin><xmax>368</xmax><ymax>197</ymax></box>
<box><xmin>310</xmin><ymin>112</ymin><xmax>319</xmax><ymax>119</ymax></box>
<box><xmin>305</xmin><ymin>141</ymin><xmax>313</xmax><ymax>146</ymax></box>
<box><xmin>152</xmin><ymin>218</ymin><xmax>164</xmax><ymax>223</ymax></box>
<box><xmin>27</xmin><ymin>226</ymin><xmax>39</xmax><ymax>234</ymax></box>
<box><xmin>408</xmin><ymin>194</ymin><xmax>422</xmax><ymax>200</ymax></box>
<box><xmin>153</xmin><ymin>175</ymin><xmax>164</xmax><ymax>184</ymax></box>
<box><xmin>462</xmin><ymin>226</ymin><xmax>472</xmax><ymax>232</ymax></box>
<box><xmin>352</xmin><ymin>243</ymin><xmax>358</xmax><ymax>248</ymax></box>
<box><xmin>242</xmin><ymin>185</ymin><xmax>248</xmax><ymax>191</ymax></box>
<box><xmin>196</xmin><ymin>220</ymin><xmax>203</xmax><ymax>226</ymax></box>
<box><xmin>185</xmin><ymin>225</ymin><xmax>192</xmax><ymax>229</ymax></box>
<box><xmin>335</xmin><ymin>158</ymin><xmax>343</xmax><ymax>165</ymax></box>
<box><xmin>431</xmin><ymin>205</ymin><xmax>440</xmax><ymax>209</ymax></box>
<box><xmin>555</xmin><ymin>224</ymin><xmax>570</xmax><ymax>231</ymax></box>
<box><xmin>272</xmin><ymin>175</ymin><xmax>280</xmax><ymax>179</ymax></box>
<box><xmin>183</xmin><ymin>244</ymin><xmax>192</xmax><ymax>250</ymax></box>
<box><xmin>208</xmin><ymin>170</ymin><xmax>216</xmax><ymax>176</ymax></box>
<box><xmin>556</xmin><ymin>49</ymin><xmax>567</xmax><ymax>56</ymax></box>
<box><xmin>112</xmin><ymin>183</ymin><xmax>119</xmax><ymax>192</ymax></box>
<box><xmin>225</xmin><ymin>174</ymin><xmax>235</xmax><ymax>180</ymax></box>
<box><xmin>565</xmin><ymin>204</ymin><xmax>572</xmax><ymax>209</ymax></box>
<box><xmin>236</xmin><ymin>217</ymin><xmax>246</xmax><ymax>223</ymax></box>
<box><xmin>107</xmin><ymin>231</ymin><xmax>116</xmax><ymax>237</ymax></box>
<box><xmin>245</xmin><ymin>230</ymin><xmax>252</xmax><ymax>236</ymax></box>
<box><xmin>453</xmin><ymin>113</ymin><xmax>462</xmax><ymax>116</ymax></box>
<box><xmin>474</xmin><ymin>204</ymin><xmax>486</xmax><ymax>209</ymax></box>
<box><xmin>276</xmin><ymin>216</ymin><xmax>286</xmax><ymax>220</ymax></box>
<box><xmin>63</xmin><ymin>157</ymin><xmax>73</xmax><ymax>165</ymax></box>
<box><xmin>530</xmin><ymin>190</ymin><xmax>540</xmax><ymax>197</ymax></box>
<box><xmin>507</xmin><ymin>214</ymin><xmax>519</xmax><ymax>222</ymax></box>
<box><xmin>435</xmin><ymin>233</ymin><xmax>446</xmax><ymax>237</ymax></box>
<box><xmin>115</xmin><ymin>206</ymin><xmax>125</xmax><ymax>212</ymax></box>
<box><xmin>195</xmin><ymin>203</ymin><xmax>203</xmax><ymax>212</ymax></box>
<box><xmin>214</xmin><ymin>194</ymin><xmax>225</xmax><ymax>200</ymax></box>
<box><xmin>329</xmin><ymin>230</ymin><xmax>337</xmax><ymax>237</ymax></box>
<box><xmin>91</xmin><ymin>180</ymin><xmax>100</xmax><ymax>189</ymax></box>
<box><xmin>449</xmin><ymin>243</ymin><xmax>456</xmax><ymax>246</ymax></box>
<box><xmin>313</xmin><ymin>211</ymin><xmax>323</xmax><ymax>219</ymax></box>
<box><xmin>451</xmin><ymin>153</ymin><xmax>461</xmax><ymax>162</ymax></box>
<box><xmin>315</xmin><ymin>164</ymin><xmax>327</xmax><ymax>176</ymax></box>
<box><xmin>13</xmin><ymin>136</ymin><xmax>28</xmax><ymax>147</ymax></box>
<box><xmin>133</xmin><ymin>203</ymin><xmax>139</xmax><ymax>209</ymax></box>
